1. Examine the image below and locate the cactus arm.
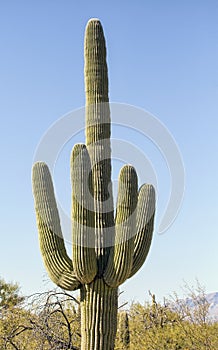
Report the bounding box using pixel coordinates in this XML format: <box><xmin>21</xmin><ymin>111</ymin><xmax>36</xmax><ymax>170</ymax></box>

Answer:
<box><xmin>84</xmin><ymin>19</ymin><xmax>114</xmax><ymax>274</ymax></box>
<box><xmin>71</xmin><ymin>144</ymin><xmax>97</xmax><ymax>284</ymax></box>
<box><xmin>32</xmin><ymin>162</ymin><xmax>81</xmax><ymax>291</ymax></box>
<box><xmin>128</xmin><ymin>184</ymin><xmax>155</xmax><ymax>279</ymax></box>
<box><xmin>103</xmin><ymin>165</ymin><xmax>138</xmax><ymax>287</ymax></box>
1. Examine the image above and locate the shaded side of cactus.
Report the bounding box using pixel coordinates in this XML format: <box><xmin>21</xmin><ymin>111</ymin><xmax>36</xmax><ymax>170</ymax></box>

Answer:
<box><xmin>32</xmin><ymin>18</ymin><xmax>155</xmax><ymax>350</ymax></box>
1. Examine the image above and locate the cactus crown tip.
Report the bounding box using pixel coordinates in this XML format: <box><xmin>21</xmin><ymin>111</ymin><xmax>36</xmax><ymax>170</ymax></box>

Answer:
<box><xmin>87</xmin><ymin>17</ymin><xmax>101</xmax><ymax>23</ymax></box>
<box><xmin>86</xmin><ymin>18</ymin><xmax>103</xmax><ymax>31</ymax></box>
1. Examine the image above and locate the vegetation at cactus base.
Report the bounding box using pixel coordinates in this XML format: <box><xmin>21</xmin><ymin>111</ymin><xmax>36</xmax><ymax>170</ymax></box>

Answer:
<box><xmin>1</xmin><ymin>278</ymin><xmax>218</xmax><ymax>349</ymax></box>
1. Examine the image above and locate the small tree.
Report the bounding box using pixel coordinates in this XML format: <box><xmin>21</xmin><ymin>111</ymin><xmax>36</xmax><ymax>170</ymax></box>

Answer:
<box><xmin>26</xmin><ymin>289</ymin><xmax>81</xmax><ymax>349</ymax></box>
<box><xmin>0</xmin><ymin>285</ymin><xmax>80</xmax><ymax>350</ymax></box>
<box><xmin>0</xmin><ymin>278</ymin><xmax>24</xmax><ymax>309</ymax></box>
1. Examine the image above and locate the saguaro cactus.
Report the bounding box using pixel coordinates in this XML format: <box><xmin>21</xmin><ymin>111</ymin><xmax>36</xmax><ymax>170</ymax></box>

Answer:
<box><xmin>32</xmin><ymin>18</ymin><xmax>155</xmax><ymax>350</ymax></box>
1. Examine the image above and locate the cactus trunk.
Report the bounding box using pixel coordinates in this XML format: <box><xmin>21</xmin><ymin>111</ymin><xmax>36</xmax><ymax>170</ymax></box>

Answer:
<box><xmin>80</xmin><ymin>279</ymin><xmax>117</xmax><ymax>350</ymax></box>
<box><xmin>32</xmin><ymin>18</ymin><xmax>155</xmax><ymax>350</ymax></box>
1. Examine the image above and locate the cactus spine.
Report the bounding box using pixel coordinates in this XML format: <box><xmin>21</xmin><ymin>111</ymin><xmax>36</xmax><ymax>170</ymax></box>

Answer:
<box><xmin>32</xmin><ymin>19</ymin><xmax>155</xmax><ymax>350</ymax></box>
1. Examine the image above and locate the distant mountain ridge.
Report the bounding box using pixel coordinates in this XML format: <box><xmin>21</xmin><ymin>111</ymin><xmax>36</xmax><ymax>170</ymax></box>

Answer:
<box><xmin>168</xmin><ymin>291</ymin><xmax>218</xmax><ymax>322</ymax></box>
<box><xmin>206</xmin><ymin>292</ymin><xmax>218</xmax><ymax>321</ymax></box>
<box><xmin>185</xmin><ymin>291</ymin><xmax>218</xmax><ymax>321</ymax></box>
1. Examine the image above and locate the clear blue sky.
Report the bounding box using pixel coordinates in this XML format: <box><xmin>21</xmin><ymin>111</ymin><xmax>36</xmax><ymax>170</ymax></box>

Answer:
<box><xmin>0</xmin><ymin>1</ymin><xmax>217</xmax><ymax>304</ymax></box>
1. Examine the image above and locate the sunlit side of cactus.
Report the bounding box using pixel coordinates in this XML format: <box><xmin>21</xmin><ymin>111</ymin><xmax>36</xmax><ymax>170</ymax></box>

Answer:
<box><xmin>32</xmin><ymin>18</ymin><xmax>155</xmax><ymax>350</ymax></box>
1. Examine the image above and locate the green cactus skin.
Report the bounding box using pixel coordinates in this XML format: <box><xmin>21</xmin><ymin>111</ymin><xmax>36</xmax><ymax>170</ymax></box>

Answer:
<box><xmin>32</xmin><ymin>18</ymin><xmax>155</xmax><ymax>350</ymax></box>
<box><xmin>84</xmin><ymin>19</ymin><xmax>114</xmax><ymax>276</ymax></box>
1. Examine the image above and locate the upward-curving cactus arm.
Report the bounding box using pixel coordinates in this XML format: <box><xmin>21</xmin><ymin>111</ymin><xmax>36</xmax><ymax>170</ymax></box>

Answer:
<box><xmin>129</xmin><ymin>184</ymin><xmax>155</xmax><ymax>278</ymax></box>
<box><xmin>103</xmin><ymin>165</ymin><xmax>138</xmax><ymax>287</ymax></box>
<box><xmin>32</xmin><ymin>162</ymin><xmax>81</xmax><ymax>291</ymax></box>
<box><xmin>71</xmin><ymin>144</ymin><xmax>97</xmax><ymax>284</ymax></box>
